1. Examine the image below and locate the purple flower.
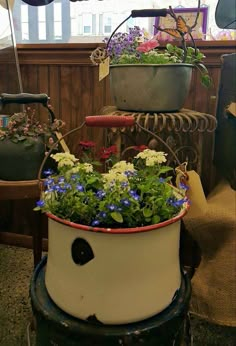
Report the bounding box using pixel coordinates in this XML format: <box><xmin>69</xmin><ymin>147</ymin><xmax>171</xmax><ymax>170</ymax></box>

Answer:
<box><xmin>121</xmin><ymin>198</ymin><xmax>131</xmax><ymax>207</ymax></box>
<box><xmin>96</xmin><ymin>190</ymin><xmax>106</xmax><ymax>199</ymax></box>
<box><xmin>45</xmin><ymin>187</ymin><xmax>54</xmax><ymax>193</ymax></box>
<box><xmin>91</xmin><ymin>220</ymin><xmax>100</xmax><ymax>226</ymax></box>
<box><xmin>179</xmin><ymin>182</ymin><xmax>189</xmax><ymax>190</ymax></box>
<box><xmin>106</xmin><ymin>204</ymin><xmax>117</xmax><ymax>211</ymax></box>
<box><xmin>43</xmin><ymin>168</ymin><xmax>54</xmax><ymax>176</ymax></box>
<box><xmin>98</xmin><ymin>211</ymin><xmax>107</xmax><ymax>218</ymax></box>
<box><xmin>36</xmin><ymin>200</ymin><xmax>45</xmax><ymax>207</ymax></box>
<box><xmin>44</xmin><ymin>178</ymin><xmax>54</xmax><ymax>186</ymax></box>
<box><xmin>129</xmin><ymin>190</ymin><xmax>140</xmax><ymax>200</ymax></box>
<box><xmin>121</xmin><ymin>181</ymin><xmax>128</xmax><ymax>187</ymax></box>
<box><xmin>52</xmin><ymin>185</ymin><xmax>61</xmax><ymax>191</ymax></box>
<box><xmin>58</xmin><ymin>176</ymin><xmax>65</xmax><ymax>183</ymax></box>
<box><xmin>64</xmin><ymin>183</ymin><xmax>71</xmax><ymax>190</ymax></box>
<box><xmin>167</xmin><ymin>197</ymin><xmax>188</xmax><ymax>207</ymax></box>
<box><xmin>124</xmin><ymin>170</ymin><xmax>136</xmax><ymax>177</ymax></box>
<box><xmin>71</xmin><ymin>174</ymin><xmax>79</xmax><ymax>180</ymax></box>
<box><xmin>76</xmin><ymin>184</ymin><xmax>84</xmax><ymax>192</ymax></box>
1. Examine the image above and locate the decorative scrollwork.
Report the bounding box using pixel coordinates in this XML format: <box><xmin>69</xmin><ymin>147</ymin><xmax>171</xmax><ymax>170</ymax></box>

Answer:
<box><xmin>90</xmin><ymin>47</ymin><xmax>107</xmax><ymax>65</ymax></box>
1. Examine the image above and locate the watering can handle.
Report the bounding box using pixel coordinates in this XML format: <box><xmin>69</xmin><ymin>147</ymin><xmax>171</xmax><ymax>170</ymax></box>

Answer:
<box><xmin>0</xmin><ymin>93</ymin><xmax>55</xmax><ymax>122</ymax></box>
<box><xmin>131</xmin><ymin>9</ymin><xmax>168</xmax><ymax>18</ymax></box>
<box><xmin>0</xmin><ymin>93</ymin><xmax>49</xmax><ymax>106</ymax></box>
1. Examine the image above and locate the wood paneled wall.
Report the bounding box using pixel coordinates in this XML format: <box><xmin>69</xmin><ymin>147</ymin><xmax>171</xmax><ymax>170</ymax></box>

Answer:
<box><xmin>12</xmin><ymin>41</ymin><xmax>235</xmax><ymax>152</ymax></box>
<box><xmin>0</xmin><ymin>40</ymin><xmax>235</xmax><ymax>244</ymax></box>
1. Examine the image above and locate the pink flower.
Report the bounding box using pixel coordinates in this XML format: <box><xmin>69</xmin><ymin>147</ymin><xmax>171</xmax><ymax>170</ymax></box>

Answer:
<box><xmin>136</xmin><ymin>39</ymin><xmax>159</xmax><ymax>53</ymax></box>
<box><xmin>215</xmin><ymin>30</ymin><xmax>232</xmax><ymax>41</ymax></box>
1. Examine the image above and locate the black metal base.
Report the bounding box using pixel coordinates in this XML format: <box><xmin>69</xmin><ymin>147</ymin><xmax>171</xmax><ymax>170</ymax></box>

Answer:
<box><xmin>30</xmin><ymin>256</ymin><xmax>191</xmax><ymax>346</ymax></box>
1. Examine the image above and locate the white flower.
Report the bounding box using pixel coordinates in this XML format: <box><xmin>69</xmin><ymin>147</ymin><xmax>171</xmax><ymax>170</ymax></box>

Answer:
<box><xmin>58</xmin><ymin>158</ymin><xmax>75</xmax><ymax>168</ymax></box>
<box><xmin>135</xmin><ymin>149</ymin><xmax>167</xmax><ymax>166</ymax></box>
<box><xmin>80</xmin><ymin>163</ymin><xmax>93</xmax><ymax>173</ymax></box>
<box><xmin>67</xmin><ymin>162</ymin><xmax>93</xmax><ymax>175</ymax></box>
<box><xmin>110</xmin><ymin>161</ymin><xmax>135</xmax><ymax>174</ymax></box>
<box><xmin>103</xmin><ymin>171</ymin><xmax>129</xmax><ymax>188</ymax></box>
<box><xmin>51</xmin><ymin>152</ymin><xmax>77</xmax><ymax>163</ymax></box>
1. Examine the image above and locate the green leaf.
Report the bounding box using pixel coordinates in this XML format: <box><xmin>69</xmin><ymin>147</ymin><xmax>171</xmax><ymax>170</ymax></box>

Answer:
<box><xmin>201</xmin><ymin>75</ymin><xmax>212</xmax><ymax>88</ymax></box>
<box><xmin>111</xmin><ymin>211</ymin><xmax>123</xmax><ymax>223</ymax></box>
<box><xmin>158</xmin><ymin>166</ymin><xmax>173</xmax><ymax>175</ymax></box>
<box><xmin>143</xmin><ymin>207</ymin><xmax>153</xmax><ymax>218</ymax></box>
<box><xmin>17</xmin><ymin>136</ymin><xmax>26</xmax><ymax>141</ymax></box>
<box><xmin>87</xmin><ymin>177</ymin><xmax>98</xmax><ymax>184</ymax></box>
<box><xmin>166</xmin><ymin>43</ymin><xmax>174</xmax><ymax>52</ymax></box>
<box><xmin>152</xmin><ymin>215</ymin><xmax>160</xmax><ymax>224</ymax></box>
<box><xmin>33</xmin><ymin>206</ymin><xmax>41</xmax><ymax>211</ymax></box>
<box><xmin>24</xmin><ymin>140</ymin><xmax>34</xmax><ymax>148</ymax></box>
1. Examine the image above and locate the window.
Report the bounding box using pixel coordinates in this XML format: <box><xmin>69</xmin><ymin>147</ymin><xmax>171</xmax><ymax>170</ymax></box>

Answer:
<box><xmin>54</xmin><ymin>2</ymin><xmax>62</xmax><ymax>39</ymax></box>
<box><xmin>38</xmin><ymin>6</ymin><xmax>46</xmax><ymax>40</ymax></box>
<box><xmin>103</xmin><ymin>14</ymin><xmax>112</xmax><ymax>34</ymax></box>
<box><xmin>21</xmin><ymin>4</ymin><xmax>29</xmax><ymax>41</ymax></box>
<box><xmin>83</xmin><ymin>13</ymin><xmax>92</xmax><ymax>35</ymax></box>
<box><xmin>12</xmin><ymin>0</ymin><xmax>236</xmax><ymax>44</ymax></box>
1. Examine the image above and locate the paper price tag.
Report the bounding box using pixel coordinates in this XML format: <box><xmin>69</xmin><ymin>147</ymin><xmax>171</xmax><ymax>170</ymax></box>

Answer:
<box><xmin>99</xmin><ymin>57</ymin><xmax>110</xmax><ymax>82</ymax></box>
<box><xmin>184</xmin><ymin>170</ymin><xmax>208</xmax><ymax>218</ymax></box>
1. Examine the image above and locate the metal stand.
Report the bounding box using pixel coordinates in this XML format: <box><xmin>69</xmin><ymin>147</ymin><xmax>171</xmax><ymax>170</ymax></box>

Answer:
<box><xmin>102</xmin><ymin>107</ymin><xmax>217</xmax><ymax>193</ymax></box>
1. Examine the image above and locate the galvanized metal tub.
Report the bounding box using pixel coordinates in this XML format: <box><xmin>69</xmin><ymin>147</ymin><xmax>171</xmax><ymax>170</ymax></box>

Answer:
<box><xmin>30</xmin><ymin>256</ymin><xmax>191</xmax><ymax>346</ymax></box>
<box><xmin>109</xmin><ymin>64</ymin><xmax>193</xmax><ymax>112</ymax></box>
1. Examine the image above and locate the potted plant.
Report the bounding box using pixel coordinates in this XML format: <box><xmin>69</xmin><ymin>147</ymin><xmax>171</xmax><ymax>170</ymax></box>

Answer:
<box><xmin>0</xmin><ymin>107</ymin><xmax>65</xmax><ymax>180</ymax></box>
<box><xmin>35</xmin><ymin>139</ymin><xmax>189</xmax><ymax>325</ymax></box>
<box><xmin>91</xmin><ymin>3</ymin><xmax>211</xmax><ymax>112</ymax></box>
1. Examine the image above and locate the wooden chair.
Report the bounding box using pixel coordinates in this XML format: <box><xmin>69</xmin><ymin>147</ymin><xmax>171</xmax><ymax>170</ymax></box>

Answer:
<box><xmin>0</xmin><ymin>180</ymin><xmax>44</xmax><ymax>267</ymax></box>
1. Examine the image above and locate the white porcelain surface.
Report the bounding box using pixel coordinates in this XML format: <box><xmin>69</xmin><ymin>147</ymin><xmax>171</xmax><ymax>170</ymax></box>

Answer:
<box><xmin>45</xmin><ymin>218</ymin><xmax>181</xmax><ymax>324</ymax></box>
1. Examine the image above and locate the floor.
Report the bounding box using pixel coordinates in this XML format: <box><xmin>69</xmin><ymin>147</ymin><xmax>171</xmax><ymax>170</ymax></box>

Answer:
<box><xmin>0</xmin><ymin>244</ymin><xmax>235</xmax><ymax>346</ymax></box>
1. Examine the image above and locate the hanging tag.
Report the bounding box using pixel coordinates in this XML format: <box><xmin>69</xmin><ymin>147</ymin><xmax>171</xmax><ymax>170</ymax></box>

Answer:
<box><xmin>184</xmin><ymin>170</ymin><xmax>208</xmax><ymax>219</ymax></box>
<box><xmin>99</xmin><ymin>57</ymin><xmax>110</xmax><ymax>81</ymax></box>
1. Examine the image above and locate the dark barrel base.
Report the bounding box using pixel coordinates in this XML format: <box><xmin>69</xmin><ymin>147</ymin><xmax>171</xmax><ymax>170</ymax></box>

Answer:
<box><xmin>30</xmin><ymin>256</ymin><xmax>191</xmax><ymax>346</ymax></box>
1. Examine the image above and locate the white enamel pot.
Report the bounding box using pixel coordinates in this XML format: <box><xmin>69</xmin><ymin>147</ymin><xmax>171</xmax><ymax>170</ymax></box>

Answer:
<box><xmin>45</xmin><ymin>209</ymin><xmax>187</xmax><ymax>325</ymax></box>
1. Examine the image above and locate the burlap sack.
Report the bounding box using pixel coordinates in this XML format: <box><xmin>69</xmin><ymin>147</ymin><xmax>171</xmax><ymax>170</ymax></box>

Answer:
<box><xmin>184</xmin><ymin>180</ymin><xmax>236</xmax><ymax>326</ymax></box>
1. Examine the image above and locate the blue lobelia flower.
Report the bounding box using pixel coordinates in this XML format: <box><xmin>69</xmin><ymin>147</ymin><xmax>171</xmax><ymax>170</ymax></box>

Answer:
<box><xmin>96</xmin><ymin>190</ymin><xmax>106</xmax><ymax>199</ymax></box>
<box><xmin>36</xmin><ymin>200</ymin><xmax>45</xmax><ymax>207</ymax></box>
<box><xmin>129</xmin><ymin>190</ymin><xmax>140</xmax><ymax>201</ymax></box>
<box><xmin>44</xmin><ymin>178</ymin><xmax>54</xmax><ymax>186</ymax></box>
<box><xmin>43</xmin><ymin>168</ymin><xmax>54</xmax><ymax>176</ymax></box>
<box><xmin>58</xmin><ymin>176</ymin><xmax>65</xmax><ymax>183</ymax></box>
<box><xmin>179</xmin><ymin>182</ymin><xmax>189</xmax><ymax>190</ymax></box>
<box><xmin>76</xmin><ymin>184</ymin><xmax>84</xmax><ymax>192</ymax></box>
<box><xmin>106</xmin><ymin>204</ymin><xmax>117</xmax><ymax>211</ymax></box>
<box><xmin>121</xmin><ymin>198</ymin><xmax>131</xmax><ymax>207</ymax></box>
<box><xmin>98</xmin><ymin>211</ymin><xmax>107</xmax><ymax>218</ymax></box>
<box><xmin>121</xmin><ymin>181</ymin><xmax>128</xmax><ymax>188</ymax></box>
<box><xmin>91</xmin><ymin>220</ymin><xmax>100</xmax><ymax>227</ymax></box>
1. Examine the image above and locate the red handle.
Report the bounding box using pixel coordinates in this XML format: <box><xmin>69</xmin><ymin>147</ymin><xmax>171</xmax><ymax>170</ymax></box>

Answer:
<box><xmin>85</xmin><ymin>115</ymin><xmax>135</xmax><ymax>128</ymax></box>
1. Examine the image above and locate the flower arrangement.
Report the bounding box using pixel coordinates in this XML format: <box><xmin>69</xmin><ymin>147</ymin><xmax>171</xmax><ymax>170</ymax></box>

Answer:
<box><xmin>35</xmin><ymin>145</ymin><xmax>188</xmax><ymax>229</ymax></box>
<box><xmin>103</xmin><ymin>25</ymin><xmax>211</xmax><ymax>88</ymax></box>
<box><xmin>0</xmin><ymin>107</ymin><xmax>65</xmax><ymax>148</ymax></box>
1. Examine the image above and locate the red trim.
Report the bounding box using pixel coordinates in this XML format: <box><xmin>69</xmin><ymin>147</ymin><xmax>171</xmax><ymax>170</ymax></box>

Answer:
<box><xmin>46</xmin><ymin>205</ymin><xmax>189</xmax><ymax>234</ymax></box>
